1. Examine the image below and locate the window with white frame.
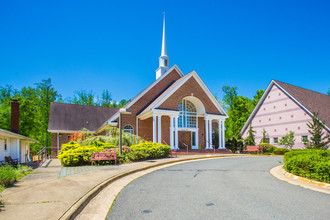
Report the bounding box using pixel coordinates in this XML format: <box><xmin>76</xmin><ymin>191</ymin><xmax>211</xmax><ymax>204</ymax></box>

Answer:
<box><xmin>273</xmin><ymin>137</ymin><xmax>278</xmax><ymax>144</ymax></box>
<box><xmin>178</xmin><ymin>99</ymin><xmax>197</xmax><ymax>128</ymax></box>
<box><xmin>123</xmin><ymin>125</ymin><xmax>134</xmax><ymax>134</ymax></box>
<box><xmin>4</xmin><ymin>139</ymin><xmax>7</xmax><ymax>151</ymax></box>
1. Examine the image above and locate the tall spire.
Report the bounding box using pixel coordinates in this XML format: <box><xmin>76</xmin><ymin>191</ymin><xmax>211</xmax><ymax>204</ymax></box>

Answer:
<box><xmin>161</xmin><ymin>13</ymin><xmax>167</xmax><ymax>56</ymax></box>
<box><xmin>156</xmin><ymin>12</ymin><xmax>170</xmax><ymax>79</ymax></box>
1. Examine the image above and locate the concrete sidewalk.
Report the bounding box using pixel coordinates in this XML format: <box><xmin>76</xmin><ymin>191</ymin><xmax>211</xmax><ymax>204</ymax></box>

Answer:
<box><xmin>0</xmin><ymin>154</ymin><xmax>236</xmax><ymax>220</ymax></box>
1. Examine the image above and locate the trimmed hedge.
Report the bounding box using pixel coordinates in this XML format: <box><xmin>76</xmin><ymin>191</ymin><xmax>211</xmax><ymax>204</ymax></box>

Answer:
<box><xmin>256</xmin><ymin>143</ymin><xmax>290</xmax><ymax>155</ymax></box>
<box><xmin>284</xmin><ymin>149</ymin><xmax>330</xmax><ymax>183</ymax></box>
<box><xmin>58</xmin><ymin>141</ymin><xmax>171</xmax><ymax>166</ymax></box>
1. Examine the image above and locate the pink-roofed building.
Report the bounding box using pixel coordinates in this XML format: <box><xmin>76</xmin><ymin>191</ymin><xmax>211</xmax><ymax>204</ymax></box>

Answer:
<box><xmin>241</xmin><ymin>80</ymin><xmax>330</xmax><ymax>149</ymax></box>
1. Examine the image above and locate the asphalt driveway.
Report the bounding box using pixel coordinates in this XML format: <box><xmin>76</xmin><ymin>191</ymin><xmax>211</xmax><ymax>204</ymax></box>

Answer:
<box><xmin>108</xmin><ymin>156</ymin><xmax>330</xmax><ymax>220</ymax></box>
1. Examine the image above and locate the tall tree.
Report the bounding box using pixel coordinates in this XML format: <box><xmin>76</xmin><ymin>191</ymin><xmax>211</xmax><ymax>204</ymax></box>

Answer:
<box><xmin>260</xmin><ymin>129</ymin><xmax>269</xmax><ymax>143</ymax></box>
<box><xmin>304</xmin><ymin>112</ymin><xmax>329</xmax><ymax>149</ymax></box>
<box><xmin>35</xmin><ymin>78</ymin><xmax>61</xmax><ymax>148</ymax></box>
<box><xmin>101</xmin><ymin>89</ymin><xmax>112</xmax><ymax>107</ymax></box>
<box><xmin>222</xmin><ymin>86</ymin><xmax>238</xmax><ymax>111</ymax></box>
<box><xmin>72</xmin><ymin>90</ymin><xmax>96</xmax><ymax>106</ymax></box>
<box><xmin>252</xmin><ymin>89</ymin><xmax>264</xmax><ymax>106</ymax></box>
<box><xmin>244</xmin><ymin>123</ymin><xmax>256</xmax><ymax>146</ymax></box>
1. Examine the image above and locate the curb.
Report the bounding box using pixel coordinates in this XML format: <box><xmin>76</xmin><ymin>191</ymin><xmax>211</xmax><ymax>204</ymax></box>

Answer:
<box><xmin>270</xmin><ymin>165</ymin><xmax>330</xmax><ymax>194</ymax></box>
<box><xmin>59</xmin><ymin>154</ymin><xmax>242</xmax><ymax>220</ymax></box>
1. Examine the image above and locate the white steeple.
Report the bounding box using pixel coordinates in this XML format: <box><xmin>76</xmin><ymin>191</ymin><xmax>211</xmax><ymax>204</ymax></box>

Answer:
<box><xmin>156</xmin><ymin>13</ymin><xmax>170</xmax><ymax>79</ymax></box>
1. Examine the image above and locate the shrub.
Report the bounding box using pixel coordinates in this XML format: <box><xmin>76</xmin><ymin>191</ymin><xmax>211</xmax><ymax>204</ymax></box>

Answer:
<box><xmin>127</xmin><ymin>142</ymin><xmax>171</xmax><ymax>161</ymax></box>
<box><xmin>284</xmin><ymin>149</ymin><xmax>330</xmax><ymax>183</ymax></box>
<box><xmin>259</xmin><ymin>143</ymin><xmax>276</xmax><ymax>153</ymax></box>
<box><xmin>58</xmin><ymin>141</ymin><xmax>116</xmax><ymax>166</ymax></box>
<box><xmin>58</xmin><ymin>141</ymin><xmax>171</xmax><ymax>166</ymax></box>
<box><xmin>273</xmin><ymin>147</ymin><xmax>290</xmax><ymax>155</ymax></box>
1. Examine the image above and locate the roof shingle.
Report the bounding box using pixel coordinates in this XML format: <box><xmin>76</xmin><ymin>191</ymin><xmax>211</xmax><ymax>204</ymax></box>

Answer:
<box><xmin>48</xmin><ymin>102</ymin><xmax>118</xmax><ymax>132</ymax></box>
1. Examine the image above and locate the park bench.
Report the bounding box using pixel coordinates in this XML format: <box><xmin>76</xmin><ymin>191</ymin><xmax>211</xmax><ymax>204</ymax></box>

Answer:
<box><xmin>5</xmin><ymin>156</ymin><xmax>19</xmax><ymax>165</ymax></box>
<box><xmin>91</xmin><ymin>149</ymin><xmax>117</xmax><ymax>166</ymax></box>
<box><xmin>243</xmin><ymin>146</ymin><xmax>260</xmax><ymax>153</ymax></box>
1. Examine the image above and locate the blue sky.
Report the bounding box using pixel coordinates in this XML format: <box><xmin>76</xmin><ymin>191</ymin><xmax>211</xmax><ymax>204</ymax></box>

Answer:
<box><xmin>0</xmin><ymin>0</ymin><xmax>329</xmax><ymax>102</ymax></box>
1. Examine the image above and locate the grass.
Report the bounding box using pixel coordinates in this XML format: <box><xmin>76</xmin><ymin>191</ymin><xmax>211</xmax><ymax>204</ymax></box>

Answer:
<box><xmin>0</xmin><ymin>165</ymin><xmax>33</xmax><ymax>205</ymax></box>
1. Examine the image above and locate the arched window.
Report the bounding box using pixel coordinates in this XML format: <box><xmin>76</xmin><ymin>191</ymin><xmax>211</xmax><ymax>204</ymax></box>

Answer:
<box><xmin>178</xmin><ymin>99</ymin><xmax>197</xmax><ymax>128</ymax></box>
<box><xmin>123</xmin><ymin>125</ymin><xmax>134</xmax><ymax>134</ymax></box>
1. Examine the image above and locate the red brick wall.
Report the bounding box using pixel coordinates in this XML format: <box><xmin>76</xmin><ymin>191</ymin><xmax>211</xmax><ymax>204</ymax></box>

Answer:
<box><xmin>198</xmin><ymin>117</ymin><xmax>205</xmax><ymax>148</ymax></box>
<box><xmin>51</xmin><ymin>132</ymin><xmax>74</xmax><ymax>157</ymax></box>
<box><xmin>119</xmin><ymin>69</ymin><xmax>181</xmax><ymax>138</ymax></box>
<box><xmin>158</xmin><ymin>77</ymin><xmax>220</xmax><ymax>114</ymax></box>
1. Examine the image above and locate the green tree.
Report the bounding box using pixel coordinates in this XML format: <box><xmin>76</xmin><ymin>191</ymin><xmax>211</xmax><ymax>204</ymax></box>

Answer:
<box><xmin>117</xmin><ymin>99</ymin><xmax>130</xmax><ymax>108</ymax></box>
<box><xmin>244</xmin><ymin>123</ymin><xmax>256</xmax><ymax>146</ymax></box>
<box><xmin>252</xmin><ymin>89</ymin><xmax>264</xmax><ymax>106</ymax></box>
<box><xmin>222</xmin><ymin>86</ymin><xmax>238</xmax><ymax>111</ymax></box>
<box><xmin>72</xmin><ymin>90</ymin><xmax>96</xmax><ymax>106</ymax></box>
<box><xmin>328</xmin><ymin>88</ymin><xmax>330</xmax><ymax>96</ymax></box>
<box><xmin>304</xmin><ymin>112</ymin><xmax>329</xmax><ymax>150</ymax></box>
<box><xmin>260</xmin><ymin>129</ymin><xmax>269</xmax><ymax>144</ymax></box>
<box><xmin>35</xmin><ymin>78</ymin><xmax>61</xmax><ymax>150</ymax></box>
<box><xmin>101</xmin><ymin>89</ymin><xmax>112</xmax><ymax>107</ymax></box>
<box><xmin>279</xmin><ymin>131</ymin><xmax>296</xmax><ymax>149</ymax></box>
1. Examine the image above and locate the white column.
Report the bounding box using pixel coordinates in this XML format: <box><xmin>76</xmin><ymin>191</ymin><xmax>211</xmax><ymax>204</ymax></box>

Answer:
<box><xmin>175</xmin><ymin>116</ymin><xmax>179</xmax><ymax>149</ymax></box>
<box><xmin>209</xmin><ymin>119</ymin><xmax>213</xmax><ymax>149</ymax></box>
<box><xmin>218</xmin><ymin>120</ymin><xmax>221</xmax><ymax>149</ymax></box>
<box><xmin>205</xmin><ymin>118</ymin><xmax>209</xmax><ymax>149</ymax></box>
<box><xmin>170</xmin><ymin>116</ymin><xmax>174</xmax><ymax>148</ymax></box>
<box><xmin>158</xmin><ymin>115</ymin><xmax>162</xmax><ymax>143</ymax></box>
<box><xmin>221</xmin><ymin>121</ymin><xmax>225</xmax><ymax>149</ymax></box>
<box><xmin>153</xmin><ymin>115</ymin><xmax>157</xmax><ymax>143</ymax></box>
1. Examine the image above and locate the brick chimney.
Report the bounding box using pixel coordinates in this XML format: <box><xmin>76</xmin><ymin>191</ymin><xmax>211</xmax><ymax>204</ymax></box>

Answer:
<box><xmin>11</xmin><ymin>99</ymin><xmax>19</xmax><ymax>134</ymax></box>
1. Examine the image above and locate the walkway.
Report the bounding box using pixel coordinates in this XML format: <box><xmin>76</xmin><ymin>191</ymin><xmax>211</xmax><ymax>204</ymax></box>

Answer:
<box><xmin>0</xmin><ymin>155</ymin><xmax>235</xmax><ymax>220</ymax></box>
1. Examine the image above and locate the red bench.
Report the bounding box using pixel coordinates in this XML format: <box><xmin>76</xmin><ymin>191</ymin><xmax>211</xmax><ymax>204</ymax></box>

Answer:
<box><xmin>91</xmin><ymin>149</ymin><xmax>117</xmax><ymax>166</ymax></box>
<box><xmin>243</xmin><ymin>146</ymin><xmax>260</xmax><ymax>153</ymax></box>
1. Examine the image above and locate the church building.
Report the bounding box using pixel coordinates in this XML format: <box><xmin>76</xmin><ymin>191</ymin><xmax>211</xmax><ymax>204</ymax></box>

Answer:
<box><xmin>48</xmin><ymin>17</ymin><xmax>228</xmax><ymax>156</ymax></box>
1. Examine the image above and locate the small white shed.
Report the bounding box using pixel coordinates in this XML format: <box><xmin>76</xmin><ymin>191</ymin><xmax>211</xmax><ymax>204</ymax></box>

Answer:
<box><xmin>0</xmin><ymin>128</ymin><xmax>38</xmax><ymax>163</ymax></box>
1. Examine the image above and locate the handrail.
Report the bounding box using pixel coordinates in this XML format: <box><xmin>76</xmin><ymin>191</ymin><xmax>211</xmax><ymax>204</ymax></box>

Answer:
<box><xmin>206</xmin><ymin>141</ymin><xmax>216</xmax><ymax>154</ymax></box>
<box><xmin>37</xmin><ymin>147</ymin><xmax>49</xmax><ymax>167</ymax></box>
<box><xmin>182</xmin><ymin>142</ymin><xmax>189</xmax><ymax>154</ymax></box>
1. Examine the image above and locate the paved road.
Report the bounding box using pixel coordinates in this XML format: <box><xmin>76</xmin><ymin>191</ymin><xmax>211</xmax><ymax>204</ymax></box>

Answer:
<box><xmin>108</xmin><ymin>157</ymin><xmax>330</xmax><ymax>220</ymax></box>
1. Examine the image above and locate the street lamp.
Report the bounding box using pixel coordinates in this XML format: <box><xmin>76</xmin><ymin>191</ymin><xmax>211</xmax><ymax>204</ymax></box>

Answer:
<box><xmin>119</xmin><ymin>108</ymin><xmax>132</xmax><ymax>154</ymax></box>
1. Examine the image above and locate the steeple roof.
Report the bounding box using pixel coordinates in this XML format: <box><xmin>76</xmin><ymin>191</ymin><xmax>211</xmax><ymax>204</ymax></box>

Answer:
<box><xmin>161</xmin><ymin>13</ymin><xmax>167</xmax><ymax>57</ymax></box>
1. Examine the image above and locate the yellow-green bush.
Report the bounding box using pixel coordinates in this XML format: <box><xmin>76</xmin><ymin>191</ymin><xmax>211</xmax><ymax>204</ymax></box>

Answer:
<box><xmin>58</xmin><ymin>141</ymin><xmax>115</xmax><ymax>166</ymax></box>
<box><xmin>58</xmin><ymin>141</ymin><xmax>171</xmax><ymax>166</ymax></box>
<box><xmin>127</xmin><ymin>142</ymin><xmax>171</xmax><ymax>161</ymax></box>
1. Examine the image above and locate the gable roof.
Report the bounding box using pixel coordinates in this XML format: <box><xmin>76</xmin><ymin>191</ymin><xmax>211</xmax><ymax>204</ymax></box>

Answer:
<box><xmin>48</xmin><ymin>102</ymin><xmax>118</xmax><ymax>132</ymax></box>
<box><xmin>241</xmin><ymin>80</ymin><xmax>330</xmax><ymax>134</ymax></box>
<box><xmin>0</xmin><ymin>128</ymin><xmax>39</xmax><ymax>143</ymax></box>
<box><xmin>98</xmin><ymin>65</ymin><xmax>184</xmax><ymax>130</ymax></box>
<box><xmin>139</xmin><ymin>71</ymin><xmax>228</xmax><ymax>117</ymax></box>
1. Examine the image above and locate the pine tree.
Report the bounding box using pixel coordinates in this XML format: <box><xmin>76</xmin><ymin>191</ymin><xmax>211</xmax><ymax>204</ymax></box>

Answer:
<box><xmin>260</xmin><ymin>129</ymin><xmax>268</xmax><ymax>144</ymax></box>
<box><xmin>244</xmin><ymin>123</ymin><xmax>256</xmax><ymax>146</ymax></box>
<box><xmin>304</xmin><ymin>112</ymin><xmax>329</xmax><ymax>149</ymax></box>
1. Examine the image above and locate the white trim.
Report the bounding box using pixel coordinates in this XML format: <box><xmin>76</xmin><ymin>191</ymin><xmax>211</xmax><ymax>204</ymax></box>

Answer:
<box><xmin>153</xmin><ymin>115</ymin><xmax>157</xmax><ymax>143</ymax></box>
<box><xmin>205</xmin><ymin>118</ymin><xmax>209</xmax><ymax>149</ymax></box>
<box><xmin>48</xmin><ymin>129</ymin><xmax>96</xmax><ymax>133</ymax></box>
<box><xmin>0</xmin><ymin>128</ymin><xmax>38</xmax><ymax>143</ymax></box>
<box><xmin>157</xmin><ymin>116</ymin><xmax>162</xmax><ymax>143</ymax></box>
<box><xmin>139</xmin><ymin>109</ymin><xmax>180</xmax><ymax>120</ymax></box>
<box><xmin>152</xmin><ymin>71</ymin><xmax>228</xmax><ymax>117</ymax></box>
<box><xmin>57</xmin><ymin>132</ymin><xmax>60</xmax><ymax>155</ymax></box>
<box><xmin>100</xmin><ymin>65</ymin><xmax>184</xmax><ymax>130</ymax></box>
